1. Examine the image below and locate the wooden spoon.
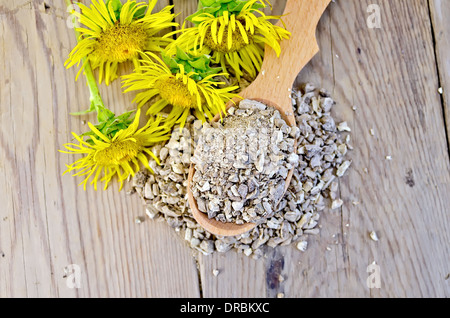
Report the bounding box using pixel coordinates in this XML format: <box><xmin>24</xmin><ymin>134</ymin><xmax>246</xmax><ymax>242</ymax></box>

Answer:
<box><xmin>187</xmin><ymin>0</ymin><xmax>331</xmax><ymax>237</ymax></box>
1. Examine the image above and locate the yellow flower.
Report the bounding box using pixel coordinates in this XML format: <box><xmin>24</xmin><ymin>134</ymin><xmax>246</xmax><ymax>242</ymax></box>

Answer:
<box><xmin>166</xmin><ymin>0</ymin><xmax>290</xmax><ymax>79</ymax></box>
<box><xmin>65</xmin><ymin>0</ymin><xmax>177</xmax><ymax>85</ymax></box>
<box><xmin>122</xmin><ymin>53</ymin><xmax>240</xmax><ymax>130</ymax></box>
<box><xmin>60</xmin><ymin>109</ymin><xmax>170</xmax><ymax>191</ymax></box>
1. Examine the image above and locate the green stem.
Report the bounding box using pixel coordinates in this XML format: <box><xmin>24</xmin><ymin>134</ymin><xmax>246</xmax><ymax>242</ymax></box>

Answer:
<box><xmin>82</xmin><ymin>55</ymin><xmax>114</xmax><ymax>122</ymax></box>
<box><xmin>65</xmin><ymin>0</ymin><xmax>114</xmax><ymax>122</ymax></box>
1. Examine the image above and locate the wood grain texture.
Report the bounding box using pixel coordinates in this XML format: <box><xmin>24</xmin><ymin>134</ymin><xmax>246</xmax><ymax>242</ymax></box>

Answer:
<box><xmin>0</xmin><ymin>0</ymin><xmax>449</xmax><ymax>298</ymax></box>
<box><xmin>173</xmin><ymin>0</ymin><xmax>197</xmax><ymax>29</ymax></box>
<box><xmin>296</xmin><ymin>0</ymin><xmax>450</xmax><ymax>297</ymax></box>
<box><xmin>0</xmin><ymin>0</ymin><xmax>200</xmax><ymax>298</ymax></box>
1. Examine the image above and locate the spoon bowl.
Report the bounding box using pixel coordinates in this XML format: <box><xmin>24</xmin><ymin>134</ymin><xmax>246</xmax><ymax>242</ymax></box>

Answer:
<box><xmin>187</xmin><ymin>0</ymin><xmax>331</xmax><ymax>237</ymax></box>
<box><xmin>188</xmin><ymin>98</ymin><xmax>296</xmax><ymax>237</ymax></box>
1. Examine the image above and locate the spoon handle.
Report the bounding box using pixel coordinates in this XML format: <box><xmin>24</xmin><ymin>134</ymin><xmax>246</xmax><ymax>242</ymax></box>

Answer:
<box><xmin>242</xmin><ymin>0</ymin><xmax>331</xmax><ymax>125</ymax></box>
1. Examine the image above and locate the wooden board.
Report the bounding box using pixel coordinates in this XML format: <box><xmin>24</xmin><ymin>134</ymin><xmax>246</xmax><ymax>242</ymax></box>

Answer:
<box><xmin>292</xmin><ymin>0</ymin><xmax>450</xmax><ymax>297</ymax></box>
<box><xmin>0</xmin><ymin>0</ymin><xmax>200</xmax><ymax>298</ymax></box>
<box><xmin>429</xmin><ymin>0</ymin><xmax>450</xmax><ymax>152</ymax></box>
<box><xmin>0</xmin><ymin>0</ymin><xmax>449</xmax><ymax>298</ymax></box>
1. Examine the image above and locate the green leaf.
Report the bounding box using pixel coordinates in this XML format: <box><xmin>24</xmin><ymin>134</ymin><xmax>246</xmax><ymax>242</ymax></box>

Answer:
<box><xmin>97</xmin><ymin>107</ymin><xmax>115</xmax><ymax>123</ymax></box>
<box><xmin>228</xmin><ymin>2</ymin><xmax>245</xmax><ymax>12</ymax></box>
<box><xmin>163</xmin><ymin>49</ymin><xmax>224</xmax><ymax>81</ymax></box>
<box><xmin>176</xmin><ymin>46</ymin><xmax>191</xmax><ymax>61</ymax></box>
<box><xmin>114</xmin><ymin>110</ymin><xmax>135</xmax><ymax>123</ymax></box>
<box><xmin>192</xmin><ymin>0</ymin><xmax>266</xmax><ymax>21</ymax></box>
<box><xmin>106</xmin><ymin>0</ymin><xmax>123</xmax><ymax>21</ymax></box>
<box><xmin>81</xmin><ymin>110</ymin><xmax>136</xmax><ymax>142</ymax></box>
<box><xmin>168</xmin><ymin>59</ymin><xmax>179</xmax><ymax>69</ymax></box>
<box><xmin>184</xmin><ymin>64</ymin><xmax>193</xmax><ymax>73</ymax></box>
<box><xmin>188</xmin><ymin>58</ymin><xmax>208</xmax><ymax>71</ymax></box>
<box><xmin>200</xmin><ymin>0</ymin><xmax>216</xmax><ymax>7</ymax></box>
<box><xmin>134</xmin><ymin>7</ymin><xmax>147</xmax><ymax>20</ymax></box>
<box><xmin>69</xmin><ymin>100</ymin><xmax>96</xmax><ymax>116</ymax></box>
<box><xmin>107</xmin><ymin>0</ymin><xmax>122</xmax><ymax>11</ymax></box>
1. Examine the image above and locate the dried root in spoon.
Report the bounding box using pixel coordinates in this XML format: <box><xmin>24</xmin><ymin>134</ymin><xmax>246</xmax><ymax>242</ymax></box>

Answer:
<box><xmin>190</xmin><ymin>99</ymin><xmax>298</xmax><ymax>224</ymax></box>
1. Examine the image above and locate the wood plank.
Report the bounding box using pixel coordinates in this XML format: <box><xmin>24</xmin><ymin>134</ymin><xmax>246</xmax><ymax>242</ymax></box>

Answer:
<box><xmin>429</xmin><ymin>0</ymin><xmax>450</xmax><ymax>152</ymax></box>
<box><xmin>199</xmin><ymin>0</ymin><xmax>450</xmax><ymax>298</ymax></box>
<box><xmin>173</xmin><ymin>0</ymin><xmax>198</xmax><ymax>29</ymax></box>
<box><xmin>1</xmin><ymin>0</ymin><xmax>449</xmax><ymax>298</ymax></box>
<box><xmin>0</xmin><ymin>0</ymin><xmax>200</xmax><ymax>297</ymax></box>
<box><xmin>75</xmin><ymin>0</ymin><xmax>201</xmax><ymax>298</ymax></box>
<box><xmin>292</xmin><ymin>0</ymin><xmax>450</xmax><ymax>297</ymax></box>
<box><xmin>197</xmin><ymin>0</ymin><xmax>290</xmax><ymax>298</ymax></box>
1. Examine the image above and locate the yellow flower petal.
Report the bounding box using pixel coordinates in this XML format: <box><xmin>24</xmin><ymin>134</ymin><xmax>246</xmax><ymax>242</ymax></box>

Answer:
<box><xmin>61</xmin><ymin>109</ymin><xmax>170</xmax><ymax>191</ymax></box>
<box><xmin>66</xmin><ymin>0</ymin><xmax>177</xmax><ymax>84</ymax></box>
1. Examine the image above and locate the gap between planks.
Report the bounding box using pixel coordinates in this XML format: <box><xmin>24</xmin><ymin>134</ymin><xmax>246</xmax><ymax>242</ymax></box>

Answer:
<box><xmin>427</xmin><ymin>0</ymin><xmax>450</xmax><ymax>161</ymax></box>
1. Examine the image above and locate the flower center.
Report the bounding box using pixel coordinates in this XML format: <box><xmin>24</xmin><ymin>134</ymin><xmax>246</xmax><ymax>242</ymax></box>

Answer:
<box><xmin>92</xmin><ymin>24</ymin><xmax>147</xmax><ymax>63</ymax></box>
<box><xmin>203</xmin><ymin>21</ymin><xmax>252</xmax><ymax>53</ymax></box>
<box><xmin>94</xmin><ymin>139</ymin><xmax>141</xmax><ymax>166</ymax></box>
<box><xmin>156</xmin><ymin>77</ymin><xmax>198</xmax><ymax>109</ymax></box>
